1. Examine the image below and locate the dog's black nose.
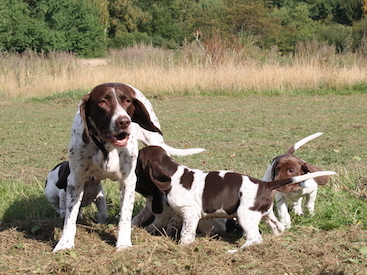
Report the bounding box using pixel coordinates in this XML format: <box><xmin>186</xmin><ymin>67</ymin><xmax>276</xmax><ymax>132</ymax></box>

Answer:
<box><xmin>115</xmin><ymin>116</ymin><xmax>131</xmax><ymax>129</ymax></box>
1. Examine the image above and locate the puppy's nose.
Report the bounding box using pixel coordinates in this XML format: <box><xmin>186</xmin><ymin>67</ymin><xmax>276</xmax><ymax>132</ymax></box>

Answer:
<box><xmin>115</xmin><ymin>116</ymin><xmax>131</xmax><ymax>129</ymax></box>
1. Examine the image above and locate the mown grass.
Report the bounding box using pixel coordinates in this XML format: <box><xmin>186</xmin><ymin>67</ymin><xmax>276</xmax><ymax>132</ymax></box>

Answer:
<box><xmin>0</xmin><ymin>92</ymin><xmax>367</xmax><ymax>274</ymax></box>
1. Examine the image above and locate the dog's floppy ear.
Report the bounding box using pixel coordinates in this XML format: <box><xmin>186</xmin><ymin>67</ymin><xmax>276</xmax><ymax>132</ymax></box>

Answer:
<box><xmin>301</xmin><ymin>162</ymin><xmax>311</xmax><ymax>174</ymax></box>
<box><xmin>271</xmin><ymin>158</ymin><xmax>280</xmax><ymax>180</ymax></box>
<box><xmin>148</xmin><ymin>160</ymin><xmax>171</xmax><ymax>191</ymax></box>
<box><xmin>80</xmin><ymin>93</ymin><xmax>91</xmax><ymax>144</ymax></box>
<box><xmin>151</xmin><ymin>191</ymin><xmax>164</xmax><ymax>214</ymax></box>
<box><xmin>132</xmin><ymin>98</ymin><xmax>162</xmax><ymax>135</ymax></box>
<box><xmin>304</xmin><ymin>163</ymin><xmax>329</xmax><ymax>185</ymax></box>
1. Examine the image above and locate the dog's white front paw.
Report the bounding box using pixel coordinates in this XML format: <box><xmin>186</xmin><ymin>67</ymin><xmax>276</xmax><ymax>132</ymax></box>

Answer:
<box><xmin>53</xmin><ymin>240</ymin><xmax>74</xmax><ymax>253</ymax></box>
<box><xmin>116</xmin><ymin>244</ymin><xmax>132</xmax><ymax>252</ymax></box>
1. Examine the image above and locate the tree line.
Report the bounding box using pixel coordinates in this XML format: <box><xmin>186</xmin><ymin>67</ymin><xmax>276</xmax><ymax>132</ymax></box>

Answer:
<box><xmin>1</xmin><ymin>0</ymin><xmax>366</xmax><ymax>57</ymax></box>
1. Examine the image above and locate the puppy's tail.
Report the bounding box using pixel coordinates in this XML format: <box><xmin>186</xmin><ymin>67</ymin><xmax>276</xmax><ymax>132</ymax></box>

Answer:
<box><xmin>267</xmin><ymin>171</ymin><xmax>336</xmax><ymax>190</ymax></box>
<box><xmin>286</xmin><ymin>132</ymin><xmax>323</xmax><ymax>154</ymax></box>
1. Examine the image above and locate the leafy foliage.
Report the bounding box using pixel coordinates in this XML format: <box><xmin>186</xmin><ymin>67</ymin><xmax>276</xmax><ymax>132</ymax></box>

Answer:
<box><xmin>0</xmin><ymin>0</ymin><xmax>106</xmax><ymax>57</ymax></box>
<box><xmin>0</xmin><ymin>0</ymin><xmax>366</xmax><ymax>56</ymax></box>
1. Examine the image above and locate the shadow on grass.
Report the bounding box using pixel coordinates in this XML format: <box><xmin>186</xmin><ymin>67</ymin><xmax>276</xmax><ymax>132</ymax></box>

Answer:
<box><xmin>0</xmin><ymin>195</ymin><xmax>118</xmax><ymax>248</ymax></box>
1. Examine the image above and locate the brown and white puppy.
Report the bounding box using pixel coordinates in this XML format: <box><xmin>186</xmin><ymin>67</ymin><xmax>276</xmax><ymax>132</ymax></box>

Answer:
<box><xmin>136</xmin><ymin>146</ymin><xmax>336</xmax><ymax>253</ymax></box>
<box><xmin>45</xmin><ymin>161</ymin><xmax>107</xmax><ymax>223</ymax></box>
<box><xmin>133</xmin><ymin>186</ymin><xmax>228</xmax><ymax>238</ymax></box>
<box><xmin>52</xmin><ymin>83</ymin><xmax>204</xmax><ymax>252</ymax></box>
<box><xmin>262</xmin><ymin>132</ymin><xmax>329</xmax><ymax>228</ymax></box>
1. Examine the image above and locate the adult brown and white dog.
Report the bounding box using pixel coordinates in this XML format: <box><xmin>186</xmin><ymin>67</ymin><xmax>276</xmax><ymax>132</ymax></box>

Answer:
<box><xmin>45</xmin><ymin>161</ymin><xmax>107</xmax><ymax>223</ymax></box>
<box><xmin>136</xmin><ymin>146</ymin><xmax>336</xmax><ymax>253</ymax></box>
<box><xmin>52</xmin><ymin>83</ymin><xmax>205</xmax><ymax>252</ymax></box>
<box><xmin>262</xmin><ymin>132</ymin><xmax>329</xmax><ymax>229</ymax></box>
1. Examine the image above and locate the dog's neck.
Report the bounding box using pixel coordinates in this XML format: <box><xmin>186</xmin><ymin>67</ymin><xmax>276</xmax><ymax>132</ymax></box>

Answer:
<box><xmin>88</xmin><ymin>117</ymin><xmax>108</xmax><ymax>160</ymax></box>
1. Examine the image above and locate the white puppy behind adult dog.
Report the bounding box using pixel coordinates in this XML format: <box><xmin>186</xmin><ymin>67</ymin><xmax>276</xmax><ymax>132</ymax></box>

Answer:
<box><xmin>45</xmin><ymin>161</ymin><xmax>107</xmax><ymax>223</ymax></box>
<box><xmin>52</xmin><ymin>83</ymin><xmax>205</xmax><ymax>252</ymax></box>
<box><xmin>136</xmin><ymin>146</ymin><xmax>336</xmax><ymax>253</ymax></box>
<box><xmin>262</xmin><ymin>133</ymin><xmax>329</xmax><ymax>228</ymax></box>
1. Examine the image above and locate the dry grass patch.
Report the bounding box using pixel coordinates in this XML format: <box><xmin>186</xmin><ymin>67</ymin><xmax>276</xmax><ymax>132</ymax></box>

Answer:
<box><xmin>1</xmin><ymin>222</ymin><xmax>366</xmax><ymax>274</ymax></box>
<box><xmin>1</xmin><ymin>43</ymin><xmax>366</xmax><ymax>98</ymax></box>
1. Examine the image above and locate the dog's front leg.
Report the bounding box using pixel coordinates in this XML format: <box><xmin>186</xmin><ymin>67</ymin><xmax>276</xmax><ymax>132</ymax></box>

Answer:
<box><xmin>275</xmin><ymin>192</ymin><xmax>292</xmax><ymax>228</ymax></box>
<box><xmin>179</xmin><ymin>209</ymin><xmax>200</xmax><ymax>245</ymax></box>
<box><xmin>304</xmin><ymin>187</ymin><xmax>317</xmax><ymax>216</ymax></box>
<box><xmin>53</xmin><ymin>175</ymin><xmax>84</xmax><ymax>252</ymax></box>
<box><xmin>116</xmin><ymin>175</ymin><xmax>136</xmax><ymax>251</ymax></box>
<box><xmin>292</xmin><ymin>197</ymin><xmax>304</xmax><ymax>215</ymax></box>
<box><xmin>95</xmin><ymin>189</ymin><xmax>108</xmax><ymax>223</ymax></box>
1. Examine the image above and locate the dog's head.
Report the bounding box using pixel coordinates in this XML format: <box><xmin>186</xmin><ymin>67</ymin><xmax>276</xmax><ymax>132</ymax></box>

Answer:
<box><xmin>271</xmin><ymin>154</ymin><xmax>328</xmax><ymax>192</ymax></box>
<box><xmin>136</xmin><ymin>146</ymin><xmax>178</xmax><ymax>213</ymax></box>
<box><xmin>80</xmin><ymin>83</ymin><xmax>162</xmax><ymax>147</ymax></box>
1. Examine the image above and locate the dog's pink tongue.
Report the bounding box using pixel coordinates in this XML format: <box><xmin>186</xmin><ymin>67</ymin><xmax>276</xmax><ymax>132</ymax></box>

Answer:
<box><xmin>113</xmin><ymin>138</ymin><xmax>128</xmax><ymax>147</ymax></box>
<box><xmin>104</xmin><ymin>134</ymin><xmax>129</xmax><ymax>147</ymax></box>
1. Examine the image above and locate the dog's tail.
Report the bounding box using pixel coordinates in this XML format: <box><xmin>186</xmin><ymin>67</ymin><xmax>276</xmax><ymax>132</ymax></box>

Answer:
<box><xmin>266</xmin><ymin>171</ymin><xmax>336</xmax><ymax>190</ymax></box>
<box><xmin>159</xmin><ymin>144</ymin><xmax>206</xmax><ymax>156</ymax></box>
<box><xmin>286</xmin><ymin>132</ymin><xmax>323</xmax><ymax>154</ymax></box>
<box><xmin>136</xmin><ymin>125</ymin><xmax>205</xmax><ymax>156</ymax></box>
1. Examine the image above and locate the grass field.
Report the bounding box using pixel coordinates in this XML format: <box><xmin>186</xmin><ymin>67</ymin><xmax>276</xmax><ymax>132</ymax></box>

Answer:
<box><xmin>0</xmin><ymin>91</ymin><xmax>366</xmax><ymax>274</ymax></box>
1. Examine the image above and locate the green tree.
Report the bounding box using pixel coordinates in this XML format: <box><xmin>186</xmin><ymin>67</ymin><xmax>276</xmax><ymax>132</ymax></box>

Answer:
<box><xmin>271</xmin><ymin>2</ymin><xmax>317</xmax><ymax>52</ymax></box>
<box><xmin>0</xmin><ymin>0</ymin><xmax>106</xmax><ymax>57</ymax></box>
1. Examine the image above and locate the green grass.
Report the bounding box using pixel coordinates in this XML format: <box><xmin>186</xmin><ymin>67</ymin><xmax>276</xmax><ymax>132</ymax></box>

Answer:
<box><xmin>0</xmin><ymin>93</ymin><xmax>366</xmax><ymax>274</ymax></box>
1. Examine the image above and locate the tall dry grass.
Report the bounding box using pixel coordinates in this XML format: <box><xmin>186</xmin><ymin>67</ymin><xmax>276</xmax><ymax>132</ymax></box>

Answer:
<box><xmin>1</xmin><ymin>40</ymin><xmax>366</xmax><ymax>98</ymax></box>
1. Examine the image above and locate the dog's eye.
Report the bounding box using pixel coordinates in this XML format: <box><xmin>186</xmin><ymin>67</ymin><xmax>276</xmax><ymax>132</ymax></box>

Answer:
<box><xmin>289</xmin><ymin>169</ymin><xmax>294</xmax><ymax>173</ymax></box>
<box><xmin>99</xmin><ymin>100</ymin><xmax>107</xmax><ymax>106</ymax></box>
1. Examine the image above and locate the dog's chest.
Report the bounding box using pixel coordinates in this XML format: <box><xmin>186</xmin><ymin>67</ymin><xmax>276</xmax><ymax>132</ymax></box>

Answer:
<box><xmin>90</xmin><ymin>147</ymin><xmax>135</xmax><ymax>180</ymax></box>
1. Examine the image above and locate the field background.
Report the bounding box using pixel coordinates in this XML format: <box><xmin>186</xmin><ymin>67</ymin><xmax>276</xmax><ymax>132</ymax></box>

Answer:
<box><xmin>0</xmin><ymin>47</ymin><xmax>367</xmax><ymax>274</ymax></box>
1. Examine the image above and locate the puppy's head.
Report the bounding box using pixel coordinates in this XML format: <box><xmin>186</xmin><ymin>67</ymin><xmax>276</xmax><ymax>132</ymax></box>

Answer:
<box><xmin>136</xmin><ymin>146</ymin><xmax>178</xmax><ymax>213</ymax></box>
<box><xmin>271</xmin><ymin>154</ymin><xmax>310</xmax><ymax>192</ymax></box>
<box><xmin>271</xmin><ymin>154</ymin><xmax>328</xmax><ymax>192</ymax></box>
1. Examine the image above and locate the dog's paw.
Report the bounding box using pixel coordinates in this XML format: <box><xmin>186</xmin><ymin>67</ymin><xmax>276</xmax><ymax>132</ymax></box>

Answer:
<box><xmin>116</xmin><ymin>244</ymin><xmax>132</xmax><ymax>252</ymax></box>
<box><xmin>52</xmin><ymin>240</ymin><xmax>74</xmax><ymax>253</ymax></box>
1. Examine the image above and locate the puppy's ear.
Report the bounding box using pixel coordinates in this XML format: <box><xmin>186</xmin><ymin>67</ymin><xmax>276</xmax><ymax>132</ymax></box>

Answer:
<box><xmin>301</xmin><ymin>162</ymin><xmax>311</xmax><ymax>174</ymax></box>
<box><xmin>56</xmin><ymin>161</ymin><xmax>70</xmax><ymax>191</ymax></box>
<box><xmin>132</xmin><ymin>98</ymin><xmax>162</xmax><ymax>135</ymax></box>
<box><xmin>80</xmin><ymin>93</ymin><xmax>91</xmax><ymax>144</ymax></box>
<box><xmin>151</xmin><ymin>191</ymin><xmax>164</xmax><ymax>214</ymax></box>
<box><xmin>304</xmin><ymin>163</ymin><xmax>329</xmax><ymax>185</ymax></box>
<box><xmin>148</xmin><ymin>161</ymin><xmax>171</xmax><ymax>191</ymax></box>
<box><xmin>271</xmin><ymin>158</ymin><xmax>280</xmax><ymax>180</ymax></box>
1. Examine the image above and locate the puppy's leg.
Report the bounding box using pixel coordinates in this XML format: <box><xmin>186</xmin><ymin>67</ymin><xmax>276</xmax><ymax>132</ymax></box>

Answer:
<box><xmin>275</xmin><ymin>192</ymin><xmax>292</xmax><ymax>229</ymax></box>
<box><xmin>132</xmin><ymin>198</ymin><xmax>154</xmax><ymax>227</ymax></box>
<box><xmin>95</xmin><ymin>188</ymin><xmax>108</xmax><ymax>223</ymax></box>
<box><xmin>304</xmin><ymin>187</ymin><xmax>318</xmax><ymax>216</ymax></box>
<box><xmin>292</xmin><ymin>197</ymin><xmax>304</xmax><ymax>216</ymax></box>
<box><xmin>53</xmin><ymin>174</ymin><xmax>84</xmax><ymax>252</ymax></box>
<box><xmin>179</xmin><ymin>208</ymin><xmax>200</xmax><ymax>245</ymax></box>
<box><xmin>263</xmin><ymin>209</ymin><xmax>285</xmax><ymax>236</ymax></box>
<box><xmin>145</xmin><ymin>206</ymin><xmax>173</xmax><ymax>234</ymax></box>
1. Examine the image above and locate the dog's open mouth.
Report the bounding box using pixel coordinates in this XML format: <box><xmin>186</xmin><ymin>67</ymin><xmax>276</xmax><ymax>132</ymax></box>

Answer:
<box><xmin>103</xmin><ymin>131</ymin><xmax>130</xmax><ymax>147</ymax></box>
